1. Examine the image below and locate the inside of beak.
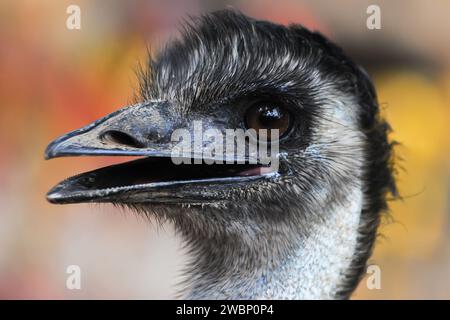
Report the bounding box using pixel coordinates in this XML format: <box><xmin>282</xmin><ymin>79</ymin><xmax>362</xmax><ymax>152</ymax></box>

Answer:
<box><xmin>46</xmin><ymin>155</ymin><xmax>277</xmax><ymax>204</ymax></box>
<box><xmin>72</xmin><ymin>157</ymin><xmax>270</xmax><ymax>190</ymax></box>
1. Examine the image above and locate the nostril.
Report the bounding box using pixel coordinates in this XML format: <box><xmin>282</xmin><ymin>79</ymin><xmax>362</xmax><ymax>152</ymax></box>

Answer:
<box><xmin>100</xmin><ymin>130</ymin><xmax>145</xmax><ymax>148</ymax></box>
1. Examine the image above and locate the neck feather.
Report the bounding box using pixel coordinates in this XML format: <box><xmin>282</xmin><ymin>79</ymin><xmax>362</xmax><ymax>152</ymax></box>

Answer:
<box><xmin>180</xmin><ymin>187</ymin><xmax>363</xmax><ymax>299</ymax></box>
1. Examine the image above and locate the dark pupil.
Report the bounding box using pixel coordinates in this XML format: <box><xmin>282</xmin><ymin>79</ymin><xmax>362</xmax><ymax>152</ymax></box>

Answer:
<box><xmin>258</xmin><ymin>106</ymin><xmax>284</xmax><ymax>128</ymax></box>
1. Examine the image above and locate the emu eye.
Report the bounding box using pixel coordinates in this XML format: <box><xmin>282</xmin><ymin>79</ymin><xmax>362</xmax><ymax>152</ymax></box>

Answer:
<box><xmin>245</xmin><ymin>103</ymin><xmax>292</xmax><ymax>139</ymax></box>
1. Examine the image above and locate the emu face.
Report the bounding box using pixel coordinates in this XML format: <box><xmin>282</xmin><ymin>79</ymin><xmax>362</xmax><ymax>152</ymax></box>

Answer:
<box><xmin>45</xmin><ymin>11</ymin><xmax>395</xmax><ymax>299</ymax></box>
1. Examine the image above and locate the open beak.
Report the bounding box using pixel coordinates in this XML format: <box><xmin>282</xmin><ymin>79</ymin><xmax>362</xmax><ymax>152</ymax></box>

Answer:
<box><xmin>45</xmin><ymin>101</ymin><xmax>276</xmax><ymax>205</ymax></box>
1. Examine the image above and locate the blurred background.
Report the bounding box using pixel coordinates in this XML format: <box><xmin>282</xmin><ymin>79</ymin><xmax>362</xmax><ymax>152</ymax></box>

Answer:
<box><xmin>0</xmin><ymin>0</ymin><xmax>449</xmax><ymax>299</ymax></box>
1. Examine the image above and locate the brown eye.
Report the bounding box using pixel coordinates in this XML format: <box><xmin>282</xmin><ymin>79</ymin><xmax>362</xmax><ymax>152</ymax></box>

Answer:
<box><xmin>245</xmin><ymin>103</ymin><xmax>292</xmax><ymax>139</ymax></box>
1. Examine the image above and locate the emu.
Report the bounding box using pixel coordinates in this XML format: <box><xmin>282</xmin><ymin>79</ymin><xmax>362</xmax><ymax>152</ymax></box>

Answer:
<box><xmin>45</xmin><ymin>10</ymin><xmax>396</xmax><ymax>299</ymax></box>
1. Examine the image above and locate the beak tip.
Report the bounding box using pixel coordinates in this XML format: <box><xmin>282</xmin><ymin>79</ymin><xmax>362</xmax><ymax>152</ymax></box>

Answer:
<box><xmin>44</xmin><ymin>135</ymin><xmax>77</xmax><ymax>160</ymax></box>
<box><xmin>44</xmin><ymin>136</ymin><xmax>65</xmax><ymax>160</ymax></box>
<box><xmin>46</xmin><ymin>185</ymin><xmax>73</xmax><ymax>204</ymax></box>
<box><xmin>46</xmin><ymin>191</ymin><xmax>62</xmax><ymax>204</ymax></box>
<box><xmin>44</xmin><ymin>149</ymin><xmax>53</xmax><ymax>160</ymax></box>
<box><xmin>44</xmin><ymin>145</ymin><xmax>58</xmax><ymax>160</ymax></box>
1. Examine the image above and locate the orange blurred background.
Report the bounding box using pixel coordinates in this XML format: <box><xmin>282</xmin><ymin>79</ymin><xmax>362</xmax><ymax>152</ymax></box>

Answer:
<box><xmin>0</xmin><ymin>0</ymin><xmax>449</xmax><ymax>299</ymax></box>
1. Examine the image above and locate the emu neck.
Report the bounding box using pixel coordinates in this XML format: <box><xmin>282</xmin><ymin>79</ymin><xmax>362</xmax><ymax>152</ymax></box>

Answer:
<box><xmin>181</xmin><ymin>188</ymin><xmax>363</xmax><ymax>300</ymax></box>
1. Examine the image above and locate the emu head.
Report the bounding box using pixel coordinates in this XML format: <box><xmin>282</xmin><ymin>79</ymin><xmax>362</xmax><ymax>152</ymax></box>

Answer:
<box><xmin>45</xmin><ymin>10</ymin><xmax>395</xmax><ymax>299</ymax></box>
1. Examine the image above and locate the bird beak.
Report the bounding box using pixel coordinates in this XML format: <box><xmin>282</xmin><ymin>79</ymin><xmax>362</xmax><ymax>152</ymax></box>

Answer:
<box><xmin>45</xmin><ymin>102</ymin><xmax>176</xmax><ymax>160</ymax></box>
<box><xmin>45</xmin><ymin>101</ymin><xmax>276</xmax><ymax>205</ymax></box>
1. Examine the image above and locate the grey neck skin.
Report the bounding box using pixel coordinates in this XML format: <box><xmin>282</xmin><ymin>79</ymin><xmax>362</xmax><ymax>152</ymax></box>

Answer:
<box><xmin>178</xmin><ymin>186</ymin><xmax>363</xmax><ymax>300</ymax></box>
